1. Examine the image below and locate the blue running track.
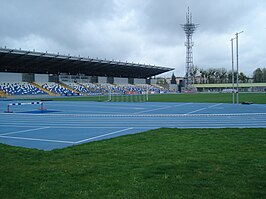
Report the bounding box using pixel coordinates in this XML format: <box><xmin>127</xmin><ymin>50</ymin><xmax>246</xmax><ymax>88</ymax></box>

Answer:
<box><xmin>0</xmin><ymin>100</ymin><xmax>265</xmax><ymax>150</ymax></box>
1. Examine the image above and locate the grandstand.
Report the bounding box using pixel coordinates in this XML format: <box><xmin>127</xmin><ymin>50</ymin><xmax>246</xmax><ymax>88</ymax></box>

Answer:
<box><xmin>0</xmin><ymin>82</ymin><xmax>45</xmax><ymax>95</ymax></box>
<box><xmin>0</xmin><ymin>47</ymin><xmax>174</xmax><ymax>98</ymax></box>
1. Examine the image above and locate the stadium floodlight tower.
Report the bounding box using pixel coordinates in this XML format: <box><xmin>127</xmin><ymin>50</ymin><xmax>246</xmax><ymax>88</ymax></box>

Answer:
<box><xmin>181</xmin><ymin>7</ymin><xmax>199</xmax><ymax>88</ymax></box>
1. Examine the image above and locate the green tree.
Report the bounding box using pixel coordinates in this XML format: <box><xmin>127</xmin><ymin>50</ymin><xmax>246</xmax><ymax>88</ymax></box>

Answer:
<box><xmin>206</xmin><ymin>68</ymin><xmax>216</xmax><ymax>84</ymax></box>
<box><xmin>227</xmin><ymin>71</ymin><xmax>237</xmax><ymax>83</ymax></box>
<box><xmin>239</xmin><ymin>72</ymin><xmax>248</xmax><ymax>83</ymax></box>
<box><xmin>189</xmin><ymin>65</ymin><xmax>199</xmax><ymax>84</ymax></box>
<box><xmin>253</xmin><ymin>68</ymin><xmax>263</xmax><ymax>83</ymax></box>
<box><xmin>199</xmin><ymin>69</ymin><xmax>206</xmax><ymax>84</ymax></box>
<box><xmin>170</xmin><ymin>73</ymin><xmax>177</xmax><ymax>84</ymax></box>
<box><xmin>219</xmin><ymin>68</ymin><xmax>228</xmax><ymax>83</ymax></box>
<box><xmin>262</xmin><ymin>68</ymin><xmax>266</xmax><ymax>83</ymax></box>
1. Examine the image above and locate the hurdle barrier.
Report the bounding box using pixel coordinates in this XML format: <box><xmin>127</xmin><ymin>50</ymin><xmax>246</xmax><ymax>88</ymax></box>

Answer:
<box><xmin>5</xmin><ymin>102</ymin><xmax>45</xmax><ymax>113</ymax></box>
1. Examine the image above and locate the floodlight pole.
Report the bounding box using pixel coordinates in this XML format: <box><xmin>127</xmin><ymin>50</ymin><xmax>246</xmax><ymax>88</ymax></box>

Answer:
<box><xmin>231</xmin><ymin>38</ymin><xmax>235</xmax><ymax>104</ymax></box>
<box><xmin>235</xmin><ymin>31</ymin><xmax>243</xmax><ymax>104</ymax></box>
<box><xmin>181</xmin><ymin>7</ymin><xmax>198</xmax><ymax>88</ymax></box>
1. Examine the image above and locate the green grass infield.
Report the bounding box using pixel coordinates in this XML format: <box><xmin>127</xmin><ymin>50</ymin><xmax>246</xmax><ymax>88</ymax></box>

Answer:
<box><xmin>1</xmin><ymin>128</ymin><xmax>265</xmax><ymax>199</ymax></box>
<box><xmin>27</xmin><ymin>92</ymin><xmax>266</xmax><ymax>104</ymax></box>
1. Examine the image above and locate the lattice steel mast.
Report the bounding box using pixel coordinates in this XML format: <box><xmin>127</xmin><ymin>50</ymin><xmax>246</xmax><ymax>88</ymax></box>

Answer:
<box><xmin>181</xmin><ymin>7</ymin><xmax>198</xmax><ymax>88</ymax></box>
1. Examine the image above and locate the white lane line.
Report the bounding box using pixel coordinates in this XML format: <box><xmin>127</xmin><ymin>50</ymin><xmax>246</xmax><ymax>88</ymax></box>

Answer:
<box><xmin>173</xmin><ymin>103</ymin><xmax>193</xmax><ymax>107</ymax></box>
<box><xmin>132</xmin><ymin>106</ymin><xmax>172</xmax><ymax>114</ymax></box>
<box><xmin>0</xmin><ymin>127</ymin><xmax>50</xmax><ymax>136</ymax></box>
<box><xmin>208</xmin><ymin>103</ymin><xmax>224</xmax><ymax>108</ymax></box>
<box><xmin>0</xmin><ymin>125</ymin><xmax>147</xmax><ymax>128</ymax></box>
<box><xmin>184</xmin><ymin>107</ymin><xmax>206</xmax><ymax>115</ymax></box>
<box><xmin>0</xmin><ymin>125</ymin><xmax>47</xmax><ymax>128</ymax></box>
<box><xmin>0</xmin><ymin>125</ymin><xmax>152</xmax><ymax>129</ymax></box>
<box><xmin>132</xmin><ymin>103</ymin><xmax>192</xmax><ymax>114</ymax></box>
<box><xmin>0</xmin><ymin>135</ymin><xmax>75</xmax><ymax>144</ymax></box>
<box><xmin>184</xmin><ymin>103</ymin><xmax>223</xmax><ymax>115</ymax></box>
<box><xmin>1</xmin><ymin>112</ymin><xmax>266</xmax><ymax>117</ymax></box>
<box><xmin>75</xmin><ymin>127</ymin><xmax>134</xmax><ymax>144</ymax></box>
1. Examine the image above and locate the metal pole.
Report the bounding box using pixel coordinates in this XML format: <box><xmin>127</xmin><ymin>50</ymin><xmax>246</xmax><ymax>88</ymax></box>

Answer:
<box><xmin>109</xmin><ymin>86</ymin><xmax>111</xmax><ymax>101</ymax></box>
<box><xmin>146</xmin><ymin>84</ymin><xmax>149</xmax><ymax>101</ymax></box>
<box><xmin>235</xmin><ymin>31</ymin><xmax>243</xmax><ymax>104</ymax></box>
<box><xmin>231</xmin><ymin>38</ymin><xmax>235</xmax><ymax>104</ymax></box>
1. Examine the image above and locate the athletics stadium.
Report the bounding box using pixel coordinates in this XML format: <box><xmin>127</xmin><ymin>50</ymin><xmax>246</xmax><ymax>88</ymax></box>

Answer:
<box><xmin>0</xmin><ymin>47</ymin><xmax>265</xmax><ymax>150</ymax></box>
<box><xmin>0</xmin><ymin>46</ymin><xmax>266</xmax><ymax>199</ymax></box>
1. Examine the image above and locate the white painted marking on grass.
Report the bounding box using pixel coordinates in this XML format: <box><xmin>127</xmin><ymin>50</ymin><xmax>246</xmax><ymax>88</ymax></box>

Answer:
<box><xmin>0</xmin><ymin>127</ymin><xmax>50</xmax><ymax>136</ymax></box>
<box><xmin>75</xmin><ymin>127</ymin><xmax>134</xmax><ymax>144</ymax></box>
<box><xmin>184</xmin><ymin>103</ymin><xmax>223</xmax><ymax>115</ymax></box>
<box><xmin>0</xmin><ymin>135</ymin><xmax>75</xmax><ymax>144</ymax></box>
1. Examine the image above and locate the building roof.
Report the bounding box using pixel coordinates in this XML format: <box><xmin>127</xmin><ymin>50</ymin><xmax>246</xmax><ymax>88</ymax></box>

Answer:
<box><xmin>0</xmin><ymin>47</ymin><xmax>174</xmax><ymax>78</ymax></box>
<box><xmin>193</xmin><ymin>83</ymin><xmax>266</xmax><ymax>88</ymax></box>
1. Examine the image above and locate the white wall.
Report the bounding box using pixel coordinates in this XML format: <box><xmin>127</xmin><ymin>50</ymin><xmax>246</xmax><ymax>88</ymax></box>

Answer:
<box><xmin>134</xmin><ymin>78</ymin><xmax>146</xmax><ymax>84</ymax></box>
<box><xmin>150</xmin><ymin>79</ymin><xmax>156</xmax><ymax>84</ymax></box>
<box><xmin>35</xmin><ymin>74</ymin><xmax>49</xmax><ymax>82</ymax></box>
<box><xmin>169</xmin><ymin>84</ymin><xmax>178</xmax><ymax>91</ymax></box>
<box><xmin>98</xmin><ymin>76</ymin><xmax>107</xmax><ymax>83</ymax></box>
<box><xmin>0</xmin><ymin>72</ymin><xmax>22</xmax><ymax>82</ymax></box>
<box><xmin>114</xmin><ymin>77</ymin><xmax>127</xmax><ymax>84</ymax></box>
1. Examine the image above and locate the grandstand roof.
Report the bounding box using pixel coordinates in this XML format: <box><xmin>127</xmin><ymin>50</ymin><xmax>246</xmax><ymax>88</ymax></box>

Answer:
<box><xmin>0</xmin><ymin>47</ymin><xmax>173</xmax><ymax>78</ymax></box>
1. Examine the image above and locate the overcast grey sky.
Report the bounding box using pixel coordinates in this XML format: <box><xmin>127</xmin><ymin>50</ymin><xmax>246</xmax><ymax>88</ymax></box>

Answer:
<box><xmin>1</xmin><ymin>0</ymin><xmax>265</xmax><ymax>77</ymax></box>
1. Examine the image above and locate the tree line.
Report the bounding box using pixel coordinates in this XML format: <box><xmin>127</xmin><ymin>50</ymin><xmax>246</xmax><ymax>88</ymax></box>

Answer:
<box><xmin>188</xmin><ymin>66</ymin><xmax>266</xmax><ymax>84</ymax></box>
<box><xmin>253</xmin><ymin>68</ymin><xmax>266</xmax><ymax>83</ymax></box>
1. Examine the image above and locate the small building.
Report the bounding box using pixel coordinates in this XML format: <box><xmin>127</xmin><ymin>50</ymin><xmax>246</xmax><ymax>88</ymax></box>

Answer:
<box><xmin>193</xmin><ymin>83</ymin><xmax>266</xmax><ymax>92</ymax></box>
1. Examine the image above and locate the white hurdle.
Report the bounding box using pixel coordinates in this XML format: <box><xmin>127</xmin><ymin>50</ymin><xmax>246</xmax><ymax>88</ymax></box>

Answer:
<box><xmin>5</xmin><ymin>102</ymin><xmax>45</xmax><ymax>113</ymax></box>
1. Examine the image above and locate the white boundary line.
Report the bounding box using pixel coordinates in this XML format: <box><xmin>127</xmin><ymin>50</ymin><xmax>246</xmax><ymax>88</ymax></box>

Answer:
<box><xmin>0</xmin><ymin>127</ymin><xmax>139</xmax><ymax>144</ymax></box>
<box><xmin>0</xmin><ymin>125</ymin><xmax>47</xmax><ymax>128</ymax></box>
<box><xmin>184</xmin><ymin>103</ymin><xmax>223</xmax><ymax>115</ymax></box>
<box><xmin>0</xmin><ymin>125</ymin><xmax>149</xmax><ymax>128</ymax></box>
<box><xmin>1</xmin><ymin>112</ymin><xmax>266</xmax><ymax>117</ymax></box>
<box><xmin>132</xmin><ymin>106</ymin><xmax>172</xmax><ymax>114</ymax></box>
<box><xmin>0</xmin><ymin>127</ymin><xmax>50</xmax><ymax>136</ymax></box>
<box><xmin>0</xmin><ymin>135</ymin><xmax>75</xmax><ymax>144</ymax></box>
<box><xmin>132</xmin><ymin>103</ymin><xmax>192</xmax><ymax>114</ymax></box>
<box><xmin>75</xmin><ymin>127</ymin><xmax>134</xmax><ymax>143</ymax></box>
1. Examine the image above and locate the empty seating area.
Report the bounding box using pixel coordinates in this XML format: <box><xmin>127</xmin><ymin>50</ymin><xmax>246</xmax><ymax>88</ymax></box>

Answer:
<box><xmin>39</xmin><ymin>82</ymin><xmax>76</xmax><ymax>96</ymax></box>
<box><xmin>118</xmin><ymin>84</ymin><xmax>143</xmax><ymax>94</ymax></box>
<box><xmin>0</xmin><ymin>81</ymin><xmax>169</xmax><ymax>97</ymax></box>
<box><xmin>137</xmin><ymin>84</ymin><xmax>166</xmax><ymax>94</ymax></box>
<box><xmin>98</xmin><ymin>83</ymin><xmax>125</xmax><ymax>94</ymax></box>
<box><xmin>83</xmin><ymin>83</ymin><xmax>108</xmax><ymax>95</ymax></box>
<box><xmin>0</xmin><ymin>82</ymin><xmax>46</xmax><ymax>95</ymax></box>
<box><xmin>65</xmin><ymin>83</ymin><xmax>91</xmax><ymax>95</ymax></box>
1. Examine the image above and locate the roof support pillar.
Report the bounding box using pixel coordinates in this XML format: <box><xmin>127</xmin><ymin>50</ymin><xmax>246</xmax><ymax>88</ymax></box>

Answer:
<box><xmin>48</xmin><ymin>74</ymin><xmax>59</xmax><ymax>83</ymax></box>
<box><xmin>128</xmin><ymin>78</ymin><xmax>134</xmax><ymax>85</ymax></box>
<box><xmin>146</xmin><ymin>78</ymin><xmax>151</xmax><ymax>85</ymax></box>
<box><xmin>91</xmin><ymin>76</ymin><xmax>98</xmax><ymax>83</ymax></box>
<box><xmin>22</xmin><ymin>73</ymin><xmax>35</xmax><ymax>83</ymax></box>
<box><xmin>107</xmin><ymin>77</ymin><xmax>114</xmax><ymax>84</ymax></box>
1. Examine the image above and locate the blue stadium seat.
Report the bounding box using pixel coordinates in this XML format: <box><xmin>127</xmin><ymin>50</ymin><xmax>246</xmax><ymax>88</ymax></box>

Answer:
<box><xmin>0</xmin><ymin>82</ymin><xmax>46</xmax><ymax>95</ymax></box>
<box><xmin>40</xmin><ymin>82</ymin><xmax>75</xmax><ymax>96</ymax></box>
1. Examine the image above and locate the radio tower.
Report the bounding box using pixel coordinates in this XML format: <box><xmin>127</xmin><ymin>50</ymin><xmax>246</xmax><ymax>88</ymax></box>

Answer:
<box><xmin>181</xmin><ymin>7</ymin><xmax>198</xmax><ymax>88</ymax></box>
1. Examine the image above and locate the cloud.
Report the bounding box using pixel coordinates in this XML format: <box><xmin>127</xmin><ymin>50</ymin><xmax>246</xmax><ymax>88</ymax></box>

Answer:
<box><xmin>0</xmin><ymin>0</ymin><xmax>265</xmax><ymax>77</ymax></box>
